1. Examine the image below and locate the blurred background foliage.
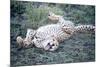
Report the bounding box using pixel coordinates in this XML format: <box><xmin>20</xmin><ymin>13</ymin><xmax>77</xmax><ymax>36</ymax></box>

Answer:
<box><xmin>11</xmin><ymin>1</ymin><xmax>95</xmax><ymax>29</ymax></box>
<box><xmin>10</xmin><ymin>1</ymin><xmax>95</xmax><ymax>66</ymax></box>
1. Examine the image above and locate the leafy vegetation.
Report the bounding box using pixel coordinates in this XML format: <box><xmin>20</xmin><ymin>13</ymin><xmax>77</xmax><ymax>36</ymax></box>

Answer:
<box><xmin>10</xmin><ymin>1</ymin><xmax>95</xmax><ymax>66</ymax></box>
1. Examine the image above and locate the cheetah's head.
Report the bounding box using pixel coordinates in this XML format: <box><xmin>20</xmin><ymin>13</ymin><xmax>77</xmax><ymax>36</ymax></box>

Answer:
<box><xmin>48</xmin><ymin>11</ymin><xmax>62</xmax><ymax>21</ymax></box>
<box><xmin>42</xmin><ymin>37</ymin><xmax>59</xmax><ymax>51</ymax></box>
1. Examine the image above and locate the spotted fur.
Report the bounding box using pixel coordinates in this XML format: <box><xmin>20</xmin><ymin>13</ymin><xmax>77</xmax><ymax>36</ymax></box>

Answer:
<box><xmin>16</xmin><ymin>12</ymin><xmax>95</xmax><ymax>51</ymax></box>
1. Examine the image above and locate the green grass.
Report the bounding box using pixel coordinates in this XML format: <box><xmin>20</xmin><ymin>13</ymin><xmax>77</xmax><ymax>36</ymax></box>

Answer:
<box><xmin>10</xmin><ymin>1</ymin><xmax>95</xmax><ymax>66</ymax></box>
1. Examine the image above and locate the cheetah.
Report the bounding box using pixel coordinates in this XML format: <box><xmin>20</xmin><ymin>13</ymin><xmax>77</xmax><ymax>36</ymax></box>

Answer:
<box><xmin>16</xmin><ymin>12</ymin><xmax>95</xmax><ymax>51</ymax></box>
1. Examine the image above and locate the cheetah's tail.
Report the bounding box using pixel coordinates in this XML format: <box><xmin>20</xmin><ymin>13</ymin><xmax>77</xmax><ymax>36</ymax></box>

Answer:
<box><xmin>75</xmin><ymin>25</ymin><xmax>95</xmax><ymax>33</ymax></box>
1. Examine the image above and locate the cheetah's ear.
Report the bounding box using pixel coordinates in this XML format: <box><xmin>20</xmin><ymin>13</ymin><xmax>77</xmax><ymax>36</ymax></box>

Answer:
<box><xmin>48</xmin><ymin>11</ymin><xmax>62</xmax><ymax>21</ymax></box>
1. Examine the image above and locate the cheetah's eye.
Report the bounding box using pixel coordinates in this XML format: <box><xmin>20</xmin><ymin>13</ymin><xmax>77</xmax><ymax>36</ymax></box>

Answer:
<box><xmin>47</xmin><ymin>43</ymin><xmax>50</xmax><ymax>46</ymax></box>
<box><xmin>52</xmin><ymin>44</ymin><xmax>55</xmax><ymax>46</ymax></box>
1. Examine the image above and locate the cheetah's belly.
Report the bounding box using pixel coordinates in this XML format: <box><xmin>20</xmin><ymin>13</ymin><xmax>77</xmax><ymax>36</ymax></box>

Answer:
<box><xmin>36</xmin><ymin>24</ymin><xmax>71</xmax><ymax>42</ymax></box>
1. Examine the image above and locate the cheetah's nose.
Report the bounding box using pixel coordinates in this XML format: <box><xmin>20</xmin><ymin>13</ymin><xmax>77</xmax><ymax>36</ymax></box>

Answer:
<box><xmin>49</xmin><ymin>46</ymin><xmax>52</xmax><ymax>49</ymax></box>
